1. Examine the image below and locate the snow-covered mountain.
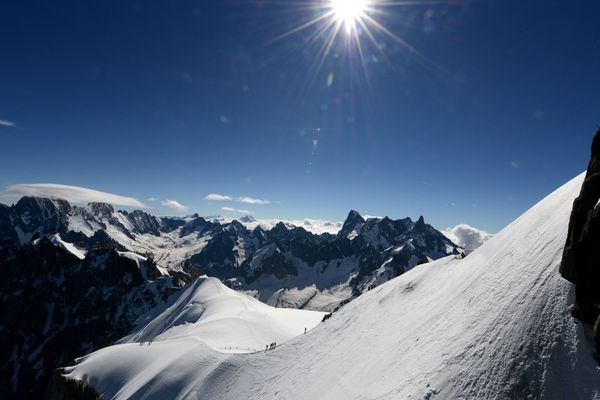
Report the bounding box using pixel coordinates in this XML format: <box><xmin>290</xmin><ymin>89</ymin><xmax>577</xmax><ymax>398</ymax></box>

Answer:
<box><xmin>59</xmin><ymin>173</ymin><xmax>600</xmax><ymax>399</ymax></box>
<box><xmin>442</xmin><ymin>223</ymin><xmax>493</xmax><ymax>252</ymax></box>
<box><xmin>119</xmin><ymin>276</ymin><xmax>325</xmax><ymax>353</ymax></box>
<box><xmin>0</xmin><ymin>198</ymin><xmax>460</xmax><ymax>398</ymax></box>
<box><xmin>0</xmin><ymin>199</ymin><xmax>461</xmax><ymax>311</ymax></box>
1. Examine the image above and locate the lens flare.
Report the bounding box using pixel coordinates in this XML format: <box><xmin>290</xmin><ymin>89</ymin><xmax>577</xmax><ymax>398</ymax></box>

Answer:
<box><xmin>269</xmin><ymin>0</ymin><xmax>446</xmax><ymax>98</ymax></box>
<box><xmin>330</xmin><ymin>0</ymin><xmax>368</xmax><ymax>34</ymax></box>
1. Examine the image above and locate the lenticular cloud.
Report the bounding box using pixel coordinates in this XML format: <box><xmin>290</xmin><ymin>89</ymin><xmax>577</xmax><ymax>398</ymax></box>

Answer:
<box><xmin>2</xmin><ymin>183</ymin><xmax>147</xmax><ymax>208</ymax></box>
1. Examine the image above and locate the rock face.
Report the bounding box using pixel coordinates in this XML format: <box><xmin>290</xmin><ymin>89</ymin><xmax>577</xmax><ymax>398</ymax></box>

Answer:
<box><xmin>560</xmin><ymin>128</ymin><xmax>600</xmax><ymax>356</ymax></box>
<box><xmin>49</xmin><ymin>369</ymin><xmax>100</xmax><ymax>400</ymax></box>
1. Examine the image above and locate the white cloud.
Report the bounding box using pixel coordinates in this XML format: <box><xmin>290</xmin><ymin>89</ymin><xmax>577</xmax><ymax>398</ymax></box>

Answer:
<box><xmin>237</xmin><ymin>196</ymin><xmax>270</xmax><ymax>205</ymax></box>
<box><xmin>0</xmin><ymin>119</ymin><xmax>15</xmax><ymax>127</ymax></box>
<box><xmin>237</xmin><ymin>209</ymin><xmax>254</xmax><ymax>215</ymax></box>
<box><xmin>146</xmin><ymin>196</ymin><xmax>160</xmax><ymax>201</ymax></box>
<box><xmin>442</xmin><ymin>224</ymin><xmax>493</xmax><ymax>252</ymax></box>
<box><xmin>1</xmin><ymin>183</ymin><xmax>147</xmax><ymax>208</ymax></box>
<box><xmin>510</xmin><ymin>161</ymin><xmax>520</xmax><ymax>169</ymax></box>
<box><xmin>221</xmin><ymin>206</ymin><xmax>236</xmax><ymax>212</ymax></box>
<box><xmin>161</xmin><ymin>199</ymin><xmax>188</xmax><ymax>213</ymax></box>
<box><xmin>205</xmin><ymin>193</ymin><xmax>233</xmax><ymax>201</ymax></box>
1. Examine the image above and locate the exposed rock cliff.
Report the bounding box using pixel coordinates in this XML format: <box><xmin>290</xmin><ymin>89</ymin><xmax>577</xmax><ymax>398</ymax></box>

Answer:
<box><xmin>560</xmin><ymin>128</ymin><xmax>600</xmax><ymax>359</ymax></box>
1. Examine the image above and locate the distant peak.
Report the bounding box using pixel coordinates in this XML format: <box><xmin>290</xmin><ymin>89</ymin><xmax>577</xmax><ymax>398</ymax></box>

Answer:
<box><xmin>87</xmin><ymin>202</ymin><xmax>115</xmax><ymax>216</ymax></box>
<box><xmin>346</xmin><ymin>209</ymin><xmax>364</xmax><ymax>222</ymax></box>
<box><xmin>413</xmin><ymin>215</ymin><xmax>426</xmax><ymax>232</ymax></box>
<box><xmin>339</xmin><ymin>209</ymin><xmax>366</xmax><ymax>238</ymax></box>
<box><xmin>228</xmin><ymin>220</ymin><xmax>245</xmax><ymax>229</ymax></box>
<box><xmin>273</xmin><ymin>221</ymin><xmax>289</xmax><ymax>230</ymax></box>
<box><xmin>239</xmin><ymin>215</ymin><xmax>256</xmax><ymax>223</ymax></box>
<box><xmin>15</xmin><ymin>196</ymin><xmax>71</xmax><ymax>213</ymax></box>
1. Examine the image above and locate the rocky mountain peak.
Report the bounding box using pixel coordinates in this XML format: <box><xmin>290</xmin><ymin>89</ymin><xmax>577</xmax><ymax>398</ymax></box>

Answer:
<box><xmin>239</xmin><ymin>215</ymin><xmax>256</xmax><ymax>223</ymax></box>
<box><xmin>180</xmin><ymin>216</ymin><xmax>211</xmax><ymax>237</ymax></box>
<box><xmin>346</xmin><ymin>209</ymin><xmax>364</xmax><ymax>223</ymax></box>
<box><xmin>87</xmin><ymin>202</ymin><xmax>115</xmax><ymax>216</ymax></box>
<box><xmin>15</xmin><ymin>196</ymin><xmax>71</xmax><ymax>216</ymax></box>
<box><xmin>339</xmin><ymin>210</ymin><xmax>365</xmax><ymax>238</ymax></box>
<box><xmin>413</xmin><ymin>216</ymin><xmax>426</xmax><ymax>233</ymax></box>
<box><xmin>227</xmin><ymin>220</ymin><xmax>246</xmax><ymax>232</ymax></box>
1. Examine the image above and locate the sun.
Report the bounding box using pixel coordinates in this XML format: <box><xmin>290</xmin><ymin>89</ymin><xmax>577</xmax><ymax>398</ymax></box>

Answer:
<box><xmin>269</xmin><ymin>0</ymin><xmax>432</xmax><ymax>92</ymax></box>
<box><xmin>330</xmin><ymin>0</ymin><xmax>369</xmax><ymax>34</ymax></box>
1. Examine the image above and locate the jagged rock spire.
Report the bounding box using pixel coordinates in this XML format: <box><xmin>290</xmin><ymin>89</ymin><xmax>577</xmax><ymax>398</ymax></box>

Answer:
<box><xmin>413</xmin><ymin>215</ymin><xmax>426</xmax><ymax>233</ymax></box>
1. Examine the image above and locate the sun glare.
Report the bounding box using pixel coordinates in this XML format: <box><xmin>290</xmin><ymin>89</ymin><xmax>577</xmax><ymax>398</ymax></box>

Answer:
<box><xmin>330</xmin><ymin>0</ymin><xmax>368</xmax><ymax>34</ymax></box>
<box><xmin>270</xmin><ymin>0</ymin><xmax>433</xmax><ymax>93</ymax></box>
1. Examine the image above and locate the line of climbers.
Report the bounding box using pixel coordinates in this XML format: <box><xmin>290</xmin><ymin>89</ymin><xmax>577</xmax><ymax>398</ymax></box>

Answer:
<box><xmin>265</xmin><ymin>342</ymin><xmax>276</xmax><ymax>351</ymax></box>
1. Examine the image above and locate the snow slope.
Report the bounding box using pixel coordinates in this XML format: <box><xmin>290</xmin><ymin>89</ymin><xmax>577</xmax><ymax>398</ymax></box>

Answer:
<box><xmin>47</xmin><ymin>233</ymin><xmax>87</xmax><ymax>259</ymax></box>
<box><xmin>64</xmin><ymin>173</ymin><xmax>600</xmax><ymax>399</ymax></box>
<box><xmin>118</xmin><ymin>276</ymin><xmax>325</xmax><ymax>353</ymax></box>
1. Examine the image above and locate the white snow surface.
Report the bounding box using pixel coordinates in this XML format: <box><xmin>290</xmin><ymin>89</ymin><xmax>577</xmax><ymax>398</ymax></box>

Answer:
<box><xmin>48</xmin><ymin>233</ymin><xmax>87</xmax><ymax>259</ymax></box>
<box><xmin>65</xmin><ymin>173</ymin><xmax>600</xmax><ymax>399</ymax></box>
<box><xmin>117</xmin><ymin>276</ymin><xmax>325</xmax><ymax>353</ymax></box>
<box><xmin>442</xmin><ymin>223</ymin><xmax>493</xmax><ymax>252</ymax></box>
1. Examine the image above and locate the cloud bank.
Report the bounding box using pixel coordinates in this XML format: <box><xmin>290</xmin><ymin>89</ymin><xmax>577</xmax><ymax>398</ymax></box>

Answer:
<box><xmin>205</xmin><ymin>193</ymin><xmax>233</xmax><ymax>201</ymax></box>
<box><xmin>1</xmin><ymin>183</ymin><xmax>147</xmax><ymax>208</ymax></box>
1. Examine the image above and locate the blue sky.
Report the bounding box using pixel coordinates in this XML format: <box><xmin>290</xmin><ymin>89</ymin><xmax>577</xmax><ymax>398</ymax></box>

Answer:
<box><xmin>0</xmin><ymin>0</ymin><xmax>599</xmax><ymax>232</ymax></box>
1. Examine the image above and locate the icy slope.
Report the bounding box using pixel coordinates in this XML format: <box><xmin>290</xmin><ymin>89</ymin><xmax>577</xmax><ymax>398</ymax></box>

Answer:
<box><xmin>64</xmin><ymin>173</ymin><xmax>600</xmax><ymax>399</ymax></box>
<box><xmin>119</xmin><ymin>276</ymin><xmax>325</xmax><ymax>353</ymax></box>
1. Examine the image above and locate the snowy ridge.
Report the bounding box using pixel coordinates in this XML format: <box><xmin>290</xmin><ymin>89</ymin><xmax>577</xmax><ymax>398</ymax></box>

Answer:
<box><xmin>120</xmin><ymin>276</ymin><xmax>325</xmax><ymax>353</ymax></box>
<box><xmin>64</xmin><ymin>173</ymin><xmax>600</xmax><ymax>399</ymax></box>
<box><xmin>47</xmin><ymin>233</ymin><xmax>87</xmax><ymax>259</ymax></box>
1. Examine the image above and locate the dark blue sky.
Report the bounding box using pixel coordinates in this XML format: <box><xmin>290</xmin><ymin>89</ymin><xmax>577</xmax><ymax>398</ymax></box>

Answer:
<box><xmin>1</xmin><ymin>0</ymin><xmax>599</xmax><ymax>232</ymax></box>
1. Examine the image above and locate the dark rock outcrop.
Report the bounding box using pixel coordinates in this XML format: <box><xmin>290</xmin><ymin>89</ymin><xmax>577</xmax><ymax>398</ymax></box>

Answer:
<box><xmin>49</xmin><ymin>369</ymin><xmax>100</xmax><ymax>400</ymax></box>
<box><xmin>560</xmin><ymin>128</ymin><xmax>600</xmax><ymax>358</ymax></box>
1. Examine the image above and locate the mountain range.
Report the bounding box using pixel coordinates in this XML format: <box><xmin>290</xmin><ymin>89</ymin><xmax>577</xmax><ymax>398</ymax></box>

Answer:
<box><xmin>0</xmin><ymin>196</ymin><xmax>462</xmax><ymax>399</ymax></box>
<box><xmin>0</xmin><ymin>197</ymin><xmax>463</xmax><ymax>310</ymax></box>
